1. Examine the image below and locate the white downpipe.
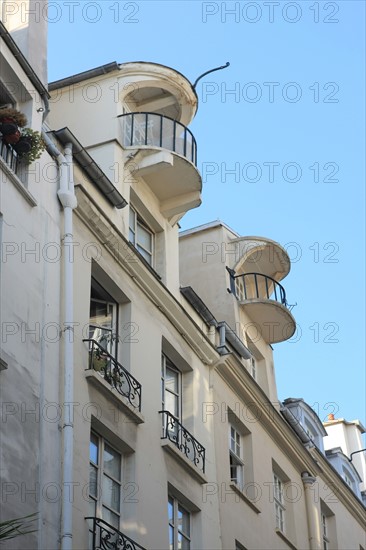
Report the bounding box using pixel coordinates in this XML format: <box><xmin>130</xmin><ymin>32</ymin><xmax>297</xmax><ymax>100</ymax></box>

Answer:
<box><xmin>42</xmin><ymin>133</ymin><xmax>77</xmax><ymax>550</ymax></box>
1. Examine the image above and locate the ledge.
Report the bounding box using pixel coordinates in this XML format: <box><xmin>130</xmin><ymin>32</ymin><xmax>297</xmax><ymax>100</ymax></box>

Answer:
<box><xmin>0</xmin><ymin>157</ymin><xmax>37</xmax><ymax>207</ymax></box>
<box><xmin>275</xmin><ymin>528</ymin><xmax>297</xmax><ymax>550</ymax></box>
<box><xmin>229</xmin><ymin>483</ymin><xmax>261</xmax><ymax>514</ymax></box>
<box><xmin>161</xmin><ymin>440</ymin><xmax>207</xmax><ymax>485</ymax></box>
<box><xmin>85</xmin><ymin>369</ymin><xmax>144</xmax><ymax>424</ymax></box>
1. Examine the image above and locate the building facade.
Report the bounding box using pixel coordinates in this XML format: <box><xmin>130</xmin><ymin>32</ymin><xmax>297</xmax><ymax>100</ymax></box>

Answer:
<box><xmin>0</xmin><ymin>6</ymin><xmax>365</xmax><ymax>550</ymax></box>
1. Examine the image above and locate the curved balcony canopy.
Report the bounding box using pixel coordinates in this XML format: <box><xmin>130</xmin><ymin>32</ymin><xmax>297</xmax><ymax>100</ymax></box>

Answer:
<box><xmin>230</xmin><ymin>236</ymin><xmax>291</xmax><ymax>281</ymax></box>
<box><xmin>118</xmin><ymin>61</ymin><xmax>198</xmax><ymax>125</ymax></box>
<box><xmin>119</xmin><ymin>112</ymin><xmax>201</xmax><ymax>218</ymax></box>
<box><xmin>228</xmin><ymin>271</ymin><xmax>296</xmax><ymax>344</ymax></box>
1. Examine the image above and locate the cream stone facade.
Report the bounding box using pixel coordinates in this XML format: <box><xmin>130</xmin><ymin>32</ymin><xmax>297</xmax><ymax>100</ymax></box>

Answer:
<box><xmin>0</xmin><ymin>7</ymin><xmax>365</xmax><ymax>550</ymax></box>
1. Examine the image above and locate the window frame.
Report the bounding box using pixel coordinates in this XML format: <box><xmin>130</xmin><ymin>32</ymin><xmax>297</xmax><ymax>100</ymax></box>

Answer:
<box><xmin>168</xmin><ymin>494</ymin><xmax>191</xmax><ymax>550</ymax></box>
<box><xmin>129</xmin><ymin>205</ymin><xmax>154</xmax><ymax>266</ymax></box>
<box><xmin>229</xmin><ymin>425</ymin><xmax>244</xmax><ymax>490</ymax></box>
<box><xmin>161</xmin><ymin>353</ymin><xmax>182</xmax><ymax>422</ymax></box>
<box><xmin>273</xmin><ymin>472</ymin><xmax>286</xmax><ymax>533</ymax></box>
<box><xmin>89</xmin><ymin>278</ymin><xmax>119</xmax><ymax>357</ymax></box>
<box><xmin>89</xmin><ymin>431</ymin><xmax>123</xmax><ymax>529</ymax></box>
<box><xmin>321</xmin><ymin>512</ymin><xmax>330</xmax><ymax>550</ymax></box>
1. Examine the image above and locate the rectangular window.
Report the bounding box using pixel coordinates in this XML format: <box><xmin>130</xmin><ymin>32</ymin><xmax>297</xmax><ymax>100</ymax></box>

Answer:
<box><xmin>89</xmin><ymin>278</ymin><xmax>118</xmax><ymax>356</ymax></box>
<box><xmin>129</xmin><ymin>206</ymin><xmax>153</xmax><ymax>266</ymax></box>
<box><xmin>322</xmin><ymin>513</ymin><xmax>329</xmax><ymax>550</ymax></box>
<box><xmin>89</xmin><ymin>432</ymin><xmax>122</xmax><ymax>529</ymax></box>
<box><xmin>161</xmin><ymin>354</ymin><xmax>181</xmax><ymax>421</ymax></box>
<box><xmin>273</xmin><ymin>473</ymin><xmax>285</xmax><ymax>533</ymax></box>
<box><xmin>229</xmin><ymin>426</ymin><xmax>244</xmax><ymax>489</ymax></box>
<box><xmin>168</xmin><ymin>495</ymin><xmax>190</xmax><ymax>550</ymax></box>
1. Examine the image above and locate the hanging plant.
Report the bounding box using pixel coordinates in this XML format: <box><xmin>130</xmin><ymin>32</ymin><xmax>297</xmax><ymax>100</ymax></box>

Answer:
<box><xmin>0</xmin><ymin>108</ymin><xmax>28</xmax><ymax>134</ymax></box>
<box><xmin>13</xmin><ymin>128</ymin><xmax>46</xmax><ymax>164</ymax></box>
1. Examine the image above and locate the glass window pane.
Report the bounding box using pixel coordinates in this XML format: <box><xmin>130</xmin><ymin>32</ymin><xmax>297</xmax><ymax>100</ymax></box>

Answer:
<box><xmin>104</xmin><ymin>444</ymin><xmax>121</xmax><ymax>480</ymax></box>
<box><xmin>89</xmin><ymin>498</ymin><xmax>96</xmax><ymax>517</ymax></box>
<box><xmin>168</xmin><ymin>497</ymin><xmax>174</xmax><ymax>522</ymax></box>
<box><xmin>102</xmin><ymin>475</ymin><xmax>121</xmax><ymax>512</ymax></box>
<box><xmin>169</xmin><ymin>526</ymin><xmax>174</xmax><ymax>550</ymax></box>
<box><xmin>89</xmin><ymin>465</ymin><xmax>98</xmax><ymax>497</ymax></box>
<box><xmin>102</xmin><ymin>506</ymin><xmax>119</xmax><ymax>529</ymax></box>
<box><xmin>129</xmin><ymin>228</ymin><xmax>135</xmax><ymax>244</ymax></box>
<box><xmin>178</xmin><ymin>506</ymin><xmax>190</xmax><ymax>536</ymax></box>
<box><xmin>136</xmin><ymin>245</ymin><xmax>152</xmax><ymax>264</ymax></box>
<box><xmin>166</xmin><ymin>368</ymin><xmax>178</xmax><ymax>393</ymax></box>
<box><xmin>129</xmin><ymin>208</ymin><xmax>135</xmax><ymax>230</ymax></box>
<box><xmin>137</xmin><ymin>223</ymin><xmax>152</xmax><ymax>251</ymax></box>
<box><xmin>165</xmin><ymin>391</ymin><xmax>178</xmax><ymax>417</ymax></box>
<box><xmin>90</xmin><ymin>433</ymin><xmax>98</xmax><ymax>464</ymax></box>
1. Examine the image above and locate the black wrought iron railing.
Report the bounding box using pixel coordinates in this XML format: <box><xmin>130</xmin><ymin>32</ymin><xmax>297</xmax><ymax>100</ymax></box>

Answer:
<box><xmin>119</xmin><ymin>112</ymin><xmax>197</xmax><ymax>165</ymax></box>
<box><xmin>228</xmin><ymin>271</ymin><xmax>288</xmax><ymax>307</ymax></box>
<box><xmin>159</xmin><ymin>410</ymin><xmax>206</xmax><ymax>473</ymax></box>
<box><xmin>83</xmin><ymin>339</ymin><xmax>142</xmax><ymax>412</ymax></box>
<box><xmin>86</xmin><ymin>517</ymin><xmax>146</xmax><ymax>550</ymax></box>
<box><xmin>0</xmin><ymin>134</ymin><xmax>18</xmax><ymax>173</ymax></box>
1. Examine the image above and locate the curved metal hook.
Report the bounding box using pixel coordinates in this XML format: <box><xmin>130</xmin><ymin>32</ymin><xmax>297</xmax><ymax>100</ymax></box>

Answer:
<box><xmin>193</xmin><ymin>62</ymin><xmax>230</xmax><ymax>89</ymax></box>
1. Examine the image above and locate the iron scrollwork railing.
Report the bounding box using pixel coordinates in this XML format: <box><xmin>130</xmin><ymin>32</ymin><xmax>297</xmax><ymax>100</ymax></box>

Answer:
<box><xmin>228</xmin><ymin>270</ymin><xmax>288</xmax><ymax>308</ymax></box>
<box><xmin>119</xmin><ymin>112</ymin><xmax>197</xmax><ymax>165</ymax></box>
<box><xmin>159</xmin><ymin>410</ymin><xmax>206</xmax><ymax>473</ymax></box>
<box><xmin>86</xmin><ymin>516</ymin><xmax>146</xmax><ymax>550</ymax></box>
<box><xmin>0</xmin><ymin>134</ymin><xmax>18</xmax><ymax>173</ymax></box>
<box><xmin>83</xmin><ymin>339</ymin><xmax>142</xmax><ymax>412</ymax></box>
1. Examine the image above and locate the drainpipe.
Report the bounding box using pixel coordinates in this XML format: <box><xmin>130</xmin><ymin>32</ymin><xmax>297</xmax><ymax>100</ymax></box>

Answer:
<box><xmin>42</xmin><ymin>131</ymin><xmax>77</xmax><ymax>550</ymax></box>
<box><xmin>301</xmin><ymin>472</ymin><xmax>322</xmax><ymax>550</ymax></box>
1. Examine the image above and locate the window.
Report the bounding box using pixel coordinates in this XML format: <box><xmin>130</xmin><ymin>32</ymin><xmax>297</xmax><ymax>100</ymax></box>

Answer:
<box><xmin>250</xmin><ymin>357</ymin><xmax>256</xmax><ymax>380</ymax></box>
<box><xmin>129</xmin><ymin>206</ymin><xmax>153</xmax><ymax>265</ymax></box>
<box><xmin>342</xmin><ymin>467</ymin><xmax>355</xmax><ymax>489</ymax></box>
<box><xmin>89</xmin><ymin>432</ymin><xmax>122</xmax><ymax>529</ymax></box>
<box><xmin>322</xmin><ymin>513</ymin><xmax>329</xmax><ymax>550</ymax></box>
<box><xmin>273</xmin><ymin>473</ymin><xmax>285</xmax><ymax>533</ymax></box>
<box><xmin>229</xmin><ymin>426</ymin><xmax>244</xmax><ymax>489</ymax></box>
<box><xmin>168</xmin><ymin>495</ymin><xmax>190</xmax><ymax>550</ymax></box>
<box><xmin>89</xmin><ymin>278</ymin><xmax>118</xmax><ymax>356</ymax></box>
<box><xmin>161</xmin><ymin>354</ymin><xmax>181</xmax><ymax>421</ymax></box>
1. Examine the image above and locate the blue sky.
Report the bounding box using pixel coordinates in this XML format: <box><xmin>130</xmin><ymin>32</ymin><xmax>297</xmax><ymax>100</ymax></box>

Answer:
<box><xmin>48</xmin><ymin>1</ymin><xmax>365</xmax><ymax>426</ymax></box>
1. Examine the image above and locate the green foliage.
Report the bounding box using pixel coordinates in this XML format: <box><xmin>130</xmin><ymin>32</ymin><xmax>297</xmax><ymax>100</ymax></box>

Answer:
<box><xmin>18</xmin><ymin>128</ymin><xmax>46</xmax><ymax>164</ymax></box>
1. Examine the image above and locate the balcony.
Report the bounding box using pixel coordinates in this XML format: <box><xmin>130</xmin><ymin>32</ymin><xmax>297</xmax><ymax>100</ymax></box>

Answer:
<box><xmin>0</xmin><ymin>135</ymin><xmax>18</xmax><ymax>173</ymax></box>
<box><xmin>228</xmin><ymin>271</ymin><xmax>296</xmax><ymax>344</ymax></box>
<box><xmin>159</xmin><ymin>410</ymin><xmax>205</xmax><ymax>473</ymax></box>
<box><xmin>119</xmin><ymin>112</ymin><xmax>202</xmax><ymax>218</ymax></box>
<box><xmin>83</xmin><ymin>339</ymin><xmax>142</xmax><ymax>412</ymax></box>
<box><xmin>86</xmin><ymin>517</ymin><xmax>145</xmax><ymax>550</ymax></box>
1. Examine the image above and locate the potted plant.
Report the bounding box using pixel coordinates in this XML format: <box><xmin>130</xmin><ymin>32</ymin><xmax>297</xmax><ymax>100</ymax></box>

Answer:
<box><xmin>90</xmin><ymin>332</ymin><xmax>120</xmax><ymax>382</ymax></box>
<box><xmin>13</xmin><ymin>128</ymin><xmax>46</xmax><ymax>164</ymax></box>
<box><xmin>0</xmin><ymin>108</ymin><xmax>27</xmax><ymax>140</ymax></box>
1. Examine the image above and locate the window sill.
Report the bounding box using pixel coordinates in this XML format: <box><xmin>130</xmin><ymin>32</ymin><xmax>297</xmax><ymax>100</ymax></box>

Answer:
<box><xmin>229</xmin><ymin>483</ymin><xmax>261</xmax><ymax>514</ymax></box>
<box><xmin>161</xmin><ymin>440</ymin><xmax>207</xmax><ymax>485</ymax></box>
<box><xmin>275</xmin><ymin>528</ymin><xmax>297</xmax><ymax>550</ymax></box>
<box><xmin>85</xmin><ymin>369</ymin><xmax>144</xmax><ymax>424</ymax></box>
<box><xmin>0</xmin><ymin>157</ymin><xmax>37</xmax><ymax>206</ymax></box>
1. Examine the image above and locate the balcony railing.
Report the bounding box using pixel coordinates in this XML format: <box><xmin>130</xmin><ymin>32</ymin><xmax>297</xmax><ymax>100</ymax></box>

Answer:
<box><xmin>229</xmin><ymin>271</ymin><xmax>288</xmax><ymax>307</ymax></box>
<box><xmin>159</xmin><ymin>410</ymin><xmax>205</xmax><ymax>473</ymax></box>
<box><xmin>86</xmin><ymin>517</ymin><xmax>146</xmax><ymax>550</ymax></box>
<box><xmin>0</xmin><ymin>135</ymin><xmax>18</xmax><ymax>173</ymax></box>
<box><xmin>119</xmin><ymin>112</ymin><xmax>197</xmax><ymax>165</ymax></box>
<box><xmin>83</xmin><ymin>339</ymin><xmax>142</xmax><ymax>412</ymax></box>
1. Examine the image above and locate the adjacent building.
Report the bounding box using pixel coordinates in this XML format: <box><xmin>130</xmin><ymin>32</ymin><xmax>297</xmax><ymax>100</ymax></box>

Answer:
<box><xmin>0</xmin><ymin>6</ymin><xmax>365</xmax><ymax>550</ymax></box>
